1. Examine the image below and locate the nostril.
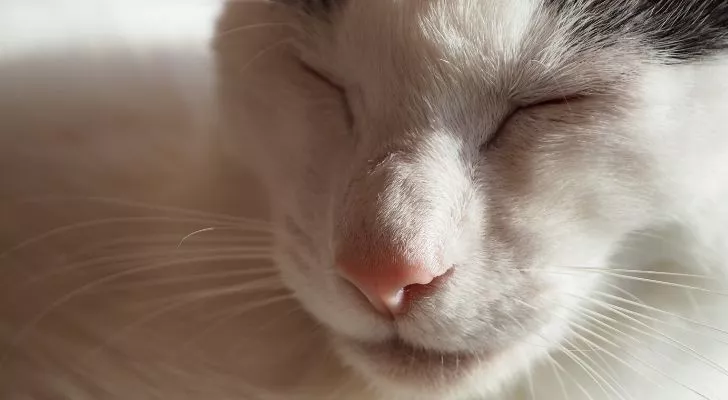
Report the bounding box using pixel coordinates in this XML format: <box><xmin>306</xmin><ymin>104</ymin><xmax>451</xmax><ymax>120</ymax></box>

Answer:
<box><xmin>337</xmin><ymin>259</ymin><xmax>454</xmax><ymax>317</ymax></box>
<box><xmin>399</xmin><ymin>268</ymin><xmax>454</xmax><ymax>309</ymax></box>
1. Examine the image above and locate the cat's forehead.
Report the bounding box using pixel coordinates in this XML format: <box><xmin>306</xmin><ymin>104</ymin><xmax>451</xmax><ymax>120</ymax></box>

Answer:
<box><xmin>324</xmin><ymin>0</ymin><xmax>552</xmax><ymax>68</ymax></box>
<box><xmin>314</xmin><ymin>1</ymin><xmax>633</xmax><ymax>81</ymax></box>
<box><xmin>340</xmin><ymin>0</ymin><xmax>542</xmax><ymax>54</ymax></box>
<box><xmin>296</xmin><ymin>0</ymin><xmax>728</xmax><ymax>72</ymax></box>
<box><xmin>304</xmin><ymin>0</ymin><xmax>628</xmax><ymax>112</ymax></box>
<box><xmin>286</xmin><ymin>0</ymin><xmax>726</xmax><ymax>135</ymax></box>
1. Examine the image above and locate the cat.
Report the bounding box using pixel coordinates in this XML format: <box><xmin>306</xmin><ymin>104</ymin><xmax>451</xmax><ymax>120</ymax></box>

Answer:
<box><xmin>214</xmin><ymin>0</ymin><xmax>728</xmax><ymax>399</ymax></box>
<box><xmin>2</xmin><ymin>0</ymin><xmax>728</xmax><ymax>399</ymax></box>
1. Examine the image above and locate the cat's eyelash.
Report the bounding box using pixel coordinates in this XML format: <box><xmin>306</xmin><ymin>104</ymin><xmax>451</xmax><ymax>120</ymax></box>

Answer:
<box><xmin>528</xmin><ymin>94</ymin><xmax>586</xmax><ymax>109</ymax></box>
<box><xmin>299</xmin><ymin>61</ymin><xmax>354</xmax><ymax>128</ymax></box>
<box><xmin>482</xmin><ymin>94</ymin><xmax>586</xmax><ymax>151</ymax></box>
<box><xmin>299</xmin><ymin>61</ymin><xmax>343</xmax><ymax>90</ymax></box>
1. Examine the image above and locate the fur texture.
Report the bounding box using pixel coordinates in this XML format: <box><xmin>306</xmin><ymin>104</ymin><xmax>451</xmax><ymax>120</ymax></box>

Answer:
<box><xmin>216</xmin><ymin>0</ymin><xmax>728</xmax><ymax>399</ymax></box>
<box><xmin>2</xmin><ymin>1</ymin><xmax>728</xmax><ymax>399</ymax></box>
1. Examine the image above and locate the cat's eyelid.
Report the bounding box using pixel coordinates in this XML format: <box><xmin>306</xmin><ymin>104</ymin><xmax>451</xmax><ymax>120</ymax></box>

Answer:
<box><xmin>299</xmin><ymin>60</ymin><xmax>355</xmax><ymax>129</ymax></box>
<box><xmin>531</xmin><ymin>94</ymin><xmax>586</xmax><ymax>108</ymax></box>
<box><xmin>482</xmin><ymin>94</ymin><xmax>588</xmax><ymax>152</ymax></box>
<box><xmin>299</xmin><ymin>61</ymin><xmax>344</xmax><ymax>89</ymax></box>
<box><xmin>516</xmin><ymin>93</ymin><xmax>587</xmax><ymax>110</ymax></box>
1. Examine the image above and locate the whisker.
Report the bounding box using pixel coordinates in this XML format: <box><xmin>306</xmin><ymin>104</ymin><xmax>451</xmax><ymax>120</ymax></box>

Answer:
<box><xmin>547</xmin><ymin>353</ymin><xmax>597</xmax><ymax>400</ymax></box>
<box><xmin>0</xmin><ymin>254</ymin><xmax>276</xmax><ymax>369</ymax></box>
<box><xmin>571</xmin><ymin>330</ymin><xmax>634</xmax><ymax>400</ymax></box>
<box><xmin>562</xmin><ymin>335</ymin><xmax>626</xmax><ymax>400</ymax></box>
<box><xmin>593</xmin><ymin>291</ymin><xmax>728</xmax><ymax>347</ymax></box>
<box><xmin>568</xmin><ymin>325</ymin><xmax>644</xmax><ymax>400</ymax></box>
<box><xmin>247</xmin><ymin>301</ymin><xmax>304</xmax><ymax>335</ymax></box>
<box><xmin>519</xmin><ymin>268</ymin><xmax>728</xmax><ymax>296</ymax></box>
<box><xmin>517</xmin><ymin>266</ymin><xmax>711</xmax><ymax>279</ymax></box>
<box><xmin>80</xmin><ymin>279</ymin><xmax>284</xmax><ymax>361</ymax></box>
<box><xmin>568</xmin><ymin>304</ymin><xmax>710</xmax><ymax>399</ymax></box>
<box><xmin>22</xmin><ymin>247</ymin><xmax>275</xmax><ymax>287</ymax></box>
<box><xmin>1</xmin><ymin>217</ymin><xmax>269</xmax><ymax>260</ymax></box>
<box><xmin>568</xmin><ymin>321</ymin><xmax>668</xmax><ymax>396</ymax></box>
<box><xmin>16</xmin><ymin>196</ymin><xmax>269</xmax><ymax>226</ymax></box>
<box><xmin>101</xmin><ymin>268</ymin><xmax>277</xmax><ymax>291</ymax></box>
<box><xmin>547</xmin><ymin>355</ymin><xmax>572</xmax><ymax>400</ymax></box>
<box><xmin>517</xmin><ymin>297</ymin><xmax>679</xmax><ymax>396</ymax></box>
<box><xmin>576</xmin><ymin>300</ymin><xmax>684</xmax><ymax>368</ymax></box>
<box><xmin>596</xmin><ymin>291</ymin><xmax>728</xmax><ymax>340</ymax></box>
<box><xmin>576</xmin><ymin>295</ymin><xmax>728</xmax><ymax>379</ymax></box>
<box><xmin>238</xmin><ymin>38</ymin><xmax>295</xmax><ymax>76</ymax></box>
<box><xmin>582</xmin><ymin>268</ymin><xmax>710</xmax><ymax>280</ymax></box>
<box><xmin>572</xmin><ymin>305</ymin><xmax>676</xmax><ymax>366</ymax></box>
<box><xmin>526</xmin><ymin>363</ymin><xmax>536</xmax><ymax>400</ymax></box>
<box><xmin>598</xmin><ymin>281</ymin><xmax>647</xmax><ymax>305</ymax></box>
<box><xmin>61</xmin><ymin>234</ymin><xmax>273</xmax><ymax>258</ymax></box>
<box><xmin>137</xmin><ymin>277</ymin><xmax>283</xmax><ymax>306</ymax></box>
<box><xmin>512</xmin><ymin>298</ymin><xmax>627</xmax><ymax>400</ymax></box>
<box><xmin>215</xmin><ymin>22</ymin><xmax>301</xmax><ymax>41</ymax></box>
<box><xmin>178</xmin><ymin>227</ymin><xmax>218</xmax><ymax>248</ymax></box>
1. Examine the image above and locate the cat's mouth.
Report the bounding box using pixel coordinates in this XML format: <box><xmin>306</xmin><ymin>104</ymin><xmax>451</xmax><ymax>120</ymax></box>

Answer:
<box><xmin>336</xmin><ymin>336</ymin><xmax>482</xmax><ymax>385</ymax></box>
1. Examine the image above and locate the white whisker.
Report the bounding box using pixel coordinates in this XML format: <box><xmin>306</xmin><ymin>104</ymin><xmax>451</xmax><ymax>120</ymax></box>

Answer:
<box><xmin>178</xmin><ymin>227</ymin><xmax>219</xmax><ymax>248</ymax></box>
<box><xmin>519</xmin><ymin>268</ymin><xmax>728</xmax><ymax>296</ymax></box>
<box><xmin>526</xmin><ymin>363</ymin><xmax>536</xmax><ymax>400</ymax></box>
<box><xmin>573</xmin><ymin>331</ymin><xmax>633</xmax><ymax>400</ymax></box>
<box><xmin>238</xmin><ymin>38</ymin><xmax>295</xmax><ymax>76</ymax></box>
<box><xmin>0</xmin><ymin>217</ymin><xmax>269</xmax><ymax>260</ymax></box>
<box><xmin>80</xmin><ymin>279</ymin><xmax>285</xmax><ymax>361</ymax></box>
<box><xmin>568</xmin><ymin>304</ymin><xmax>709</xmax><ymax>399</ymax></box>
<box><xmin>23</xmin><ymin>247</ymin><xmax>275</xmax><ymax>287</ymax></box>
<box><xmin>513</xmin><ymin>298</ymin><xmax>626</xmax><ymax>399</ymax></box>
<box><xmin>517</xmin><ymin>266</ymin><xmax>711</xmax><ymax>280</ymax></box>
<box><xmin>576</xmin><ymin>295</ymin><xmax>728</xmax><ymax>379</ymax></box>
<box><xmin>17</xmin><ymin>196</ymin><xmax>269</xmax><ymax>226</ymax></box>
<box><xmin>595</xmin><ymin>292</ymin><xmax>728</xmax><ymax>340</ymax></box>
<box><xmin>215</xmin><ymin>22</ymin><xmax>300</xmax><ymax>41</ymax></box>
<box><xmin>101</xmin><ymin>268</ymin><xmax>277</xmax><ymax>291</ymax></box>
<box><xmin>547</xmin><ymin>353</ymin><xmax>597</xmax><ymax>400</ymax></box>
<box><xmin>0</xmin><ymin>254</ymin><xmax>277</xmax><ymax>369</ymax></box>
<box><xmin>62</xmin><ymin>234</ymin><xmax>273</xmax><ymax>258</ymax></box>
<box><xmin>562</xmin><ymin>335</ymin><xmax>625</xmax><ymax>400</ymax></box>
<box><xmin>547</xmin><ymin>355</ymin><xmax>572</xmax><ymax>400</ymax></box>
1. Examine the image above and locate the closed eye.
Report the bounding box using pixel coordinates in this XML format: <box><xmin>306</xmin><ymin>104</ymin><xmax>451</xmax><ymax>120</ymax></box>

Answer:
<box><xmin>299</xmin><ymin>61</ymin><xmax>354</xmax><ymax>128</ymax></box>
<box><xmin>299</xmin><ymin>60</ymin><xmax>343</xmax><ymax>90</ymax></box>
<box><xmin>481</xmin><ymin>94</ymin><xmax>586</xmax><ymax>151</ymax></box>
<box><xmin>528</xmin><ymin>94</ymin><xmax>586</xmax><ymax>109</ymax></box>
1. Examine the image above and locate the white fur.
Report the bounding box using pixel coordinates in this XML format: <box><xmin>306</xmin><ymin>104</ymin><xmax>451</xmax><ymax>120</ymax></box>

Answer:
<box><xmin>2</xmin><ymin>0</ymin><xmax>728</xmax><ymax>399</ymax></box>
<box><xmin>217</xmin><ymin>1</ymin><xmax>728</xmax><ymax>399</ymax></box>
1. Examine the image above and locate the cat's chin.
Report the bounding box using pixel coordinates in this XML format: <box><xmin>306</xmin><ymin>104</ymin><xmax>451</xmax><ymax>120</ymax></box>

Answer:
<box><xmin>332</xmin><ymin>335</ymin><xmax>486</xmax><ymax>399</ymax></box>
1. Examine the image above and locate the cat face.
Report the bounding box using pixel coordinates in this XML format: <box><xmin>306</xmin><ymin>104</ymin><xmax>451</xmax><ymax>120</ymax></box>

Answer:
<box><xmin>215</xmin><ymin>0</ymin><xmax>726</xmax><ymax>398</ymax></box>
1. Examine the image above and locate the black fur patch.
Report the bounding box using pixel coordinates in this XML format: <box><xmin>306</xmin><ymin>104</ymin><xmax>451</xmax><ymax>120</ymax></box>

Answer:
<box><xmin>546</xmin><ymin>0</ymin><xmax>728</xmax><ymax>61</ymax></box>
<box><xmin>277</xmin><ymin>0</ymin><xmax>337</xmax><ymax>14</ymax></box>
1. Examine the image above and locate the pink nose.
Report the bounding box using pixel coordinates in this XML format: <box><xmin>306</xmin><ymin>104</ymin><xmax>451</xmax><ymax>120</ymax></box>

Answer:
<box><xmin>337</xmin><ymin>255</ymin><xmax>448</xmax><ymax>316</ymax></box>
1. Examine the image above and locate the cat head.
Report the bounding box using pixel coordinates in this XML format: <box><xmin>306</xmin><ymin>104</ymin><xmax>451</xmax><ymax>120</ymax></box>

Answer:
<box><xmin>215</xmin><ymin>0</ymin><xmax>726</xmax><ymax>398</ymax></box>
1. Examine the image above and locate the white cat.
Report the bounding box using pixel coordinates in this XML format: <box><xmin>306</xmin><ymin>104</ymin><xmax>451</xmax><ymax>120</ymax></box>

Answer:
<box><xmin>2</xmin><ymin>0</ymin><xmax>728</xmax><ymax>399</ymax></box>
<box><xmin>215</xmin><ymin>0</ymin><xmax>728</xmax><ymax>399</ymax></box>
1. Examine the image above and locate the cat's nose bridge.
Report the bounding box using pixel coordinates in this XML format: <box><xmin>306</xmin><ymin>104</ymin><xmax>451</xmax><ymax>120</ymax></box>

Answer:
<box><xmin>336</xmin><ymin>144</ymin><xmax>462</xmax><ymax>316</ymax></box>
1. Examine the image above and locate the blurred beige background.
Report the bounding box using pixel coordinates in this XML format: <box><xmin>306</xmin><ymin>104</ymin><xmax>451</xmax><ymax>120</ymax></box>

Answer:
<box><xmin>0</xmin><ymin>2</ymin><xmax>365</xmax><ymax>399</ymax></box>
